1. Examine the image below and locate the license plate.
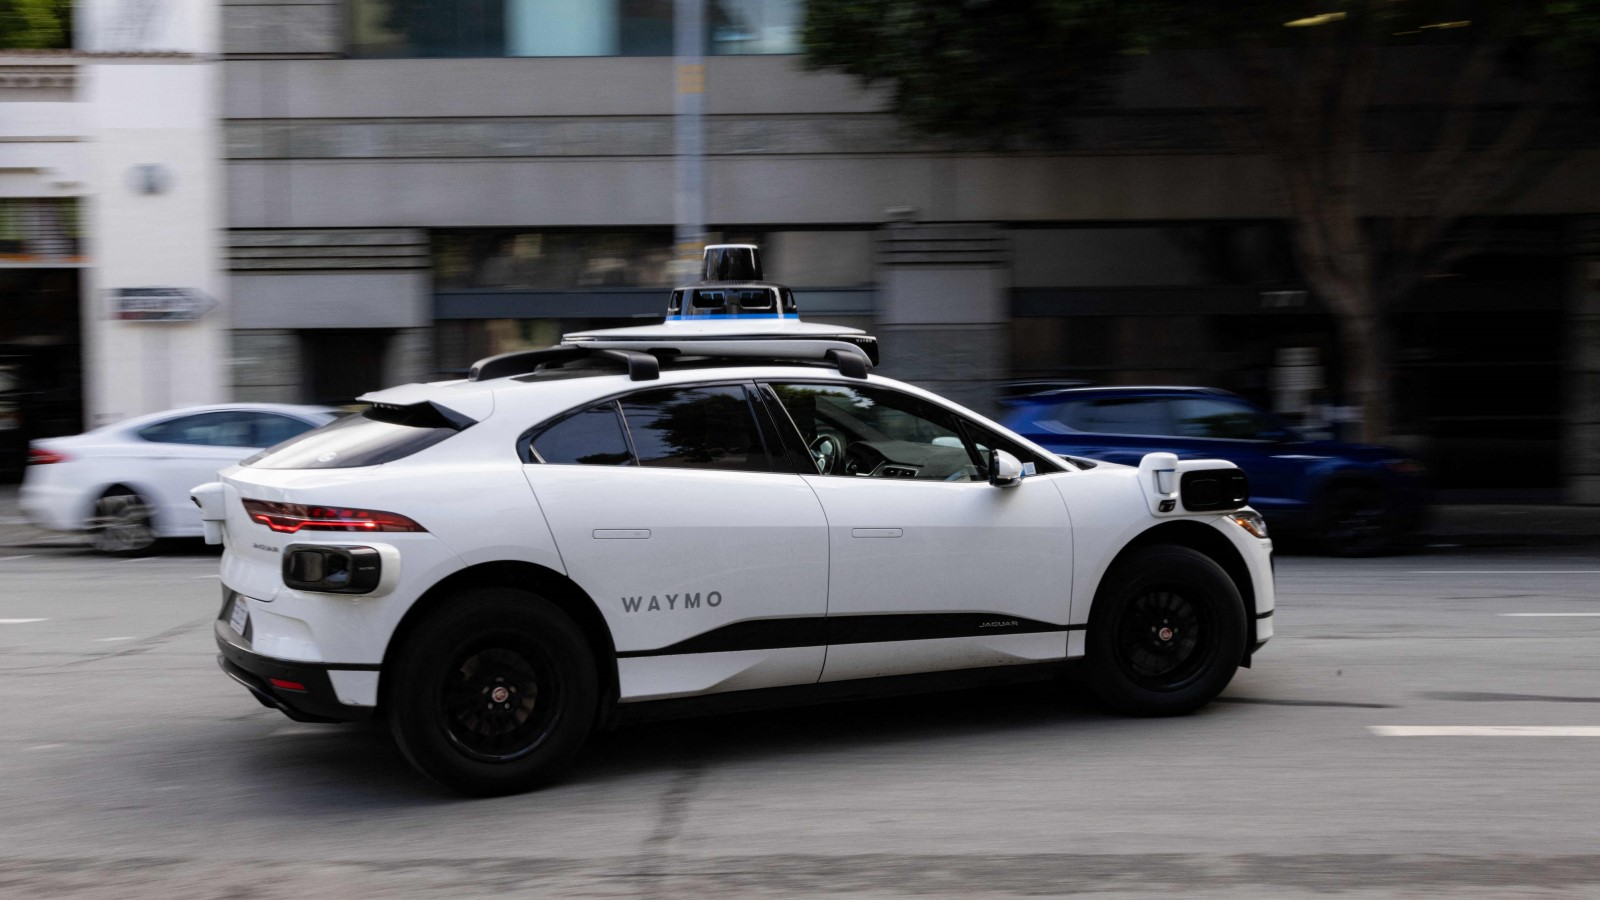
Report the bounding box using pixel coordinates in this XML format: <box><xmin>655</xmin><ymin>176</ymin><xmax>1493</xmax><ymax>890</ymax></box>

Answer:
<box><xmin>228</xmin><ymin>596</ymin><xmax>249</xmax><ymax>635</ymax></box>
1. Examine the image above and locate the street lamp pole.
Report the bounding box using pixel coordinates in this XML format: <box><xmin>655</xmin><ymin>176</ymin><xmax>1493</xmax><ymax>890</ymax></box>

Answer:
<box><xmin>673</xmin><ymin>0</ymin><xmax>706</xmax><ymax>280</ymax></box>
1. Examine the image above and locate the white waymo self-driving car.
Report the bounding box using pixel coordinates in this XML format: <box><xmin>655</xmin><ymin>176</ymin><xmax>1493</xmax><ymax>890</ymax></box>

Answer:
<box><xmin>194</xmin><ymin>246</ymin><xmax>1274</xmax><ymax>796</ymax></box>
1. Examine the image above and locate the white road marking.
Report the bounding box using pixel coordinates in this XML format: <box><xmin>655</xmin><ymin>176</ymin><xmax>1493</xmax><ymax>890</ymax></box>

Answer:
<box><xmin>1500</xmin><ymin>613</ymin><xmax>1600</xmax><ymax>618</ymax></box>
<box><xmin>0</xmin><ymin>555</ymin><xmax>35</xmax><ymax>562</ymax></box>
<box><xmin>193</xmin><ymin>574</ymin><xmax>220</xmax><ymax>579</ymax></box>
<box><xmin>93</xmin><ymin>636</ymin><xmax>137</xmax><ymax>642</ymax></box>
<box><xmin>1371</xmin><ymin>726</ymin><xmax>1600</xmax><ymax>737</ymax></box>
<box><xmin>0</xmin><ymin>618</ymin><xmax>47</xmax><ymax>624</ymax></box>
<box><xmin>1408</xmin><ymin>570</ymin><xmax>1600</xmax><ymax>575</ymax></box>
<box><xmin>25</xmin><ymin>744</ymin><xmax>64</xmax><ymax>751</ymax></box>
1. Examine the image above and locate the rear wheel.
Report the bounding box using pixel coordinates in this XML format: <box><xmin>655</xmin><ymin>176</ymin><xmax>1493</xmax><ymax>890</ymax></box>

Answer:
<box><xmin>1083</xmin><ymin>545</ymin><xmax>1246</xmax><ymax>716</ymax></box>
<box><xmin>88</xmin><ymin>487</ymin><xmax>156</xmax><ymax>556</ymax></box>
<box><xmin>388</xmin><ymin>588</ymin><xmax>598</xmax><ymax>796</ymax></box>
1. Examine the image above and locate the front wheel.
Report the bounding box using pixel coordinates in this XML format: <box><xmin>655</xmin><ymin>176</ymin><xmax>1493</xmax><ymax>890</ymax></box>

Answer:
<box><xmin>1083</xmin><ymin>545</ymin><xmax>1246</xmax><ymax>716</ymax></box>
<box><xmin>387</xmin><ymin>588</ymin><xmax>598</xmax><ymax>796</ymax></box>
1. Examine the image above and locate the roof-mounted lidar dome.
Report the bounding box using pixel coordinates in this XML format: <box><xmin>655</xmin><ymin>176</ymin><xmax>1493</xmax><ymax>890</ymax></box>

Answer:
<box><xmin>558</xmin><ymin>242</ymin><xmax>879</xmax><ymax>369</ymax></box>
<box><xmin>668</xmin><ymin>244</ymin><xmax>796</xmax><ymax>321</ymax></box>
<box><xmin>702</xmin><ymin>243</ymin><xmax>763</xmax><ymax>282</ymax></box>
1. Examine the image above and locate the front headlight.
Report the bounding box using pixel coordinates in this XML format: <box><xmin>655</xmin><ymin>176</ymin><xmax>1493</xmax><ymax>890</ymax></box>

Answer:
<box><xmin>1229</xmin><ymin>510</ymin><xmax>1269</xmax><ymax>539</ymax></box>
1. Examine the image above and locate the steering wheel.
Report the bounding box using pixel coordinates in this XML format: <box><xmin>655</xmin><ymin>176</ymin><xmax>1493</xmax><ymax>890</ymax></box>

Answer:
<box><xmin>809</xmin><ymin>434</ymin><xmax>843</xmax><ymax>475</ymax></box>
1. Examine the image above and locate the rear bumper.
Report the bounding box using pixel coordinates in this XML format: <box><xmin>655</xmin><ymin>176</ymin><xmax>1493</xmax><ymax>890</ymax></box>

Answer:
<box><xmin>214</xmin><ymin>619</ymin><xmax>374</xmax><ymax>723</ymax></box>
<box><xmin>17</xmin><ymin>477</ymin><xmax>83</xmax><ymax>533</ymax></box>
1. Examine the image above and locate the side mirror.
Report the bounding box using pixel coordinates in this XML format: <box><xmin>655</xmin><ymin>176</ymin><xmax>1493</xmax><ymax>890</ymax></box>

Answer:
<box><xmin>989</xmin><ymin>449</ymin><xmax>1024</xmax><ymax>488</ymax></box>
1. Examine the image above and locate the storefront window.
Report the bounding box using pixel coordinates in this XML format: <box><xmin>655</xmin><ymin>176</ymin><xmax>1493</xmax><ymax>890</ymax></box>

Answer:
<box><xmin>351</xmin><ymin>0</ymin><xmax>799</xmax><ymax>58</ymax></box>
<box><xmin>433</xmin><ymin>228</ymin><xmax>873</xmax><ymax>291</ymax></box>
<box><xmin>435</xmin><ymin>231</ymin><xmax>679</xmax><ymax>290</ymax></box>
<box><xmin>0</xmin><ymin>199</ymin><xmax>83</xmax><ymax>264</ymax></box>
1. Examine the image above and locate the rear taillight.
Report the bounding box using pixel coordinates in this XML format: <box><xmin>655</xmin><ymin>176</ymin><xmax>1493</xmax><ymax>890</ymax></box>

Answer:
<box><xmin>241</xmin><ymin>499</ymin><xmax>426</xmax><ymax>534</ymax></box>
<box><xmin>27</xmin><ymin>447</ymin><xmax>69</xmax><ymax>465</ymax></box>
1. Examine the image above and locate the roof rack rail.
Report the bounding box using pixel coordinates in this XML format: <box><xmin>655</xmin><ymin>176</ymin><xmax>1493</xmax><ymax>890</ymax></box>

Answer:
<box><xmin>466</xmin><ymin>337</ymin><xmax>873</xmax><ymax>383</ymax></box>
<box><xmin>563</xmin><ymin>336</ymin><xmax>872</xmax><ymax>379</ymax></box>
<box><xmin>468</xmin><ymin>346</ymin><xmax>660</xmax><ymax>382</ymax></box>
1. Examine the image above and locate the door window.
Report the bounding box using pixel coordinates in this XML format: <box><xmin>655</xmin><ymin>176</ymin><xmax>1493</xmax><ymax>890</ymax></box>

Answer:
<box><xmin>1172</xmin><ymin>397</ymin><xmax>1279</xmax><ymax>441</ymax></box>
<box><xmin>531</xmin><ymin>402</ymin><xmax>635</xmax><ymax>466</ymax></box>
<box><xmin>137</xmin><ymin>412</ymin><xmax>254</xmax><ymax>447</ymax></box>
<box><xmin>243</xmin><ymin>412</ymin><xmax>321</xmax><ymax>448</ymax></box>
<box><xmin>1037</xmin><ymin>397</ymin><xmax>1173</xmax><ymax>437</ymax></box>
<box><xmin>618</xmin><ymin>385</ymin><xmax>772</xmax><ymax>472</ymax></box>
<box><xmin>766</xmin><ymin>383</ymin><xmax>985</xmax><ymax>481</ymax></box>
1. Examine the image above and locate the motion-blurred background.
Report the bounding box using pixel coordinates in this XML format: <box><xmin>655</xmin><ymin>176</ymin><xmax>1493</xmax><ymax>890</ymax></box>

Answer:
<box><xmin>2</xmin><ymin>0</ymin><xmax>1597</xmax><ymax>509</ymax></box>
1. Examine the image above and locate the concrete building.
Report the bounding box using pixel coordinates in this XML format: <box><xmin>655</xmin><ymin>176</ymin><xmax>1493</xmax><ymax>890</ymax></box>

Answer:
<box><xmin>1</xmin><ymin>0</ymin><xmax>227</xmax><ymax>478</ymax></box>
<box><xmin>217</xmin><ymin>1</ymin><xmax>1600</xmax><ymax>502</ymax></box>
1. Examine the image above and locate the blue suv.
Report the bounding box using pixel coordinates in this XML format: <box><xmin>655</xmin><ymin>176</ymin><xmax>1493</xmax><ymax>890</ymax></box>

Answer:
<box><xmin>1000</xmin><ymin>386</ymin><xmax>1426</xmax><ymax>555</ymax></box>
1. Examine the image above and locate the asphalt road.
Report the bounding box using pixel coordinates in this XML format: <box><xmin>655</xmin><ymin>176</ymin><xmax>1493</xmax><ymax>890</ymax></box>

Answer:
<box><xmin>2</xmin><ymin>543</ymin><xmax>1599</xmax><ymax>898</ymax></box>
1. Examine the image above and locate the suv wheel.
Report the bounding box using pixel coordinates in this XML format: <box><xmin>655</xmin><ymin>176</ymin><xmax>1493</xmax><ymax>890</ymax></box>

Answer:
<box><xmin>1319</xmin><ymin>483</ymin><xmax>1391</xmax><ymax>557</ymax></box>
<box><xmin>1083</xmin><ymin>545</ymin><xmax>1246</xmax><ymax>716</ymax></box>
<box><xmin>388</xmin><ymin>588</ymin><xmax>598</xmax><ymax>796</ymax></box>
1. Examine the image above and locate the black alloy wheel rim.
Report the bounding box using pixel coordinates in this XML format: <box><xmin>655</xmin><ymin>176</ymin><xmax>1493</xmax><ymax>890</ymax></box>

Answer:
<box><xmin>1114</xmin><ymin>588</ymin><xmax>1212</xmax><ymax>690</ymax></box>
<box><xmin>438</xmin><ymin>637</ymin><xmax>563</xmax><ymax>764</ymax></box>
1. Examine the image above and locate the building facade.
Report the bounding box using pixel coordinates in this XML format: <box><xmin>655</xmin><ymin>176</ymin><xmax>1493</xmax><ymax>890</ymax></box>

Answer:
<box><xmin>220</xmin><ymin>1</ymin><xmax>1600</xmax><ymax>501</ymax></box>
<box><xmin>1</xmin><ymin>0</ymin><xmax>227</xmax><ymax>479</ymax></box>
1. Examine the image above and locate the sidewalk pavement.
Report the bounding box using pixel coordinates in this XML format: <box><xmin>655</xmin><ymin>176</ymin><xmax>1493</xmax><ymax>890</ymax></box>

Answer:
<box><xmin>2</xmin><ymin>484</ymin><xmax>1598</xmax><ymax>550</ymax></box>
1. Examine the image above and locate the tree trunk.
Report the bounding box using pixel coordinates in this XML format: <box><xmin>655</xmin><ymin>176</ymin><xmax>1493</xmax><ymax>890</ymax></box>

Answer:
<box><xmin>1334</xmin><ymin>307</ymin><xmax>1393</xmax><ymax>445</ymax></box>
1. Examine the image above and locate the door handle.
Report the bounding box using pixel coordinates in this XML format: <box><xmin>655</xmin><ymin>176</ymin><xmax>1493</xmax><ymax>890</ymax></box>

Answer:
<box><xmin>593</xmin><ymin>529</ymin><xmax>650</xmax><ymax>540</ymax></box>
<box><xmin>851</xmin><ymin>528</ymin><xmax>902</xmax><ymax>538</ymax></box>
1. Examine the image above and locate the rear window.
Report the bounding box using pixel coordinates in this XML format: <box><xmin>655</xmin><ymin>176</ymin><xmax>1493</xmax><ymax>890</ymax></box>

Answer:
<box><xmin>243</xmin><ymin>407</ymin><xmax>459</xmax><ymax>469</ymax></box>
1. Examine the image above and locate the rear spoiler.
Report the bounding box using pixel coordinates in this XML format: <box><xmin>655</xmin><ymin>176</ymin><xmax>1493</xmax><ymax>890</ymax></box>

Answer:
<box><xmin>365</xmin><ymin>400</ymin><xmax>477</xmax><ymax>431</ymax></box>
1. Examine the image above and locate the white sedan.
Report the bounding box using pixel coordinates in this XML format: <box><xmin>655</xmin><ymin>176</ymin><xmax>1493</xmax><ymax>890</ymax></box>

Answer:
<box><xmin>20</xmin><ymin>403</ymin><xmax>336</xmax><ymax>554</ymax></box>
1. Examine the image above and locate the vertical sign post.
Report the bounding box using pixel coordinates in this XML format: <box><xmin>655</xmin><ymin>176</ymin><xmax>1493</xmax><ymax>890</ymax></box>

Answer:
<box><xmin>673</xmin><ymin>0</ymin><xmax>707</xmax><ymax>281</ymax></box>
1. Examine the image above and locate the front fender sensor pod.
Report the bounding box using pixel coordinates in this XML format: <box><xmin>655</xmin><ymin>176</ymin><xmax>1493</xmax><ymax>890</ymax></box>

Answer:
<box><xmin>1137</xmin><ymin>452</ymin><xmax>1251</xmax><ymax>516</ymax></box>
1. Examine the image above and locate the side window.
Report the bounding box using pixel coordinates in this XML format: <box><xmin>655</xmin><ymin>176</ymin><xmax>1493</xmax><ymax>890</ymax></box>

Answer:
<box><xmin>1078</xmin><ymin>398</ymin><xmax>1174</xmax><ymax>436</ymax></box>
<box><xmin>1029</xmin><ymin>398</ymin><xmax>1090</xmax><ymax>434</ymax></box>
<box><xmin>960</xmin><ymin>420</ymin><xmax>1063</xmax><ymax>474</ymax></box>
<box><xmin>1173</xmin><ymin>397</ymin><xmax>1278</xmax><ymax>441</ymax></box>
<box><xmin>246</xmin><ymin>413</ymin><xmax>320</xmax><ymax>448</ymax></box>
<box><xmin>766</xmin><ymin>382</ymin><xmax>985</xmax><ymax>481</ymax></box>
<box><xmin>618</xmin><ymin>385</ymin><xmax>772</xmax><ymax>472</ymax></box>
<box><xmin>136</xmin><ymin>412</ymin><xmax>254</xmax><ymax>447</ymax></box>
<box><xmin>532</xmin><ymin>402</ymin><xmax>635</xmax><ymax>466</ymax></box>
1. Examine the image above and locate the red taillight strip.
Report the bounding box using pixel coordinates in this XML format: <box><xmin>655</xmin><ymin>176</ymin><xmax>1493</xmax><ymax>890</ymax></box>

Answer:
<box><xmin>241</xmin><ymin>499</ymin><xmax>426</xmax><ymax>534</ymax></box>
<box><xmin>27</xmin><ymin>447</ymin><xmax>68</xmax><ymax>465</ymax></box>
<box><xmin>269</xmin><ymin>678</ymin><xmax>307</xmax><ymax>692</ymax></box>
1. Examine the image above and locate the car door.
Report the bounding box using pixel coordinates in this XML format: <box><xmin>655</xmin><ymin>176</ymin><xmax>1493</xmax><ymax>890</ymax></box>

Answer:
<box><xmin>763</xmin><ymin>381</ymin><xmax>1075</xmax><ymax>682</ymax></box>
<box><xmin>134</xmin><ymin>411</ymin><xmax>268</xmax><ymax>531</ymax></box>
<box><xmin>141</xmin><ymin>411</ymin><xmax>325</xmax><ymax>531</ymax></box>
<box><xmin>522</xmin><ymin>382</ymin><xmax>831</xmax><ymax>701</ymax></box>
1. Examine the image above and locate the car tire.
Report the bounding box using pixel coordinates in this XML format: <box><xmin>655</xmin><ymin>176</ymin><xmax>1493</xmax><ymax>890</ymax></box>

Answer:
<box><xmin>88</xmin><ymin>487</ymin><xmax>157</xmax><ymax>556</ymax></box>
<box><xmin>1318</xmin><ymin>483</ymin><xmax>1392</xmax><ymax>557</ymax></box>
<box><xmin>1083</xmin><ymin>545</ymin><xmax>1246</xmax><ymax>716</ymax></box>
<box><xmin>387</xmin><ymin>588</ymin><xmax>598</xmax><ymax>797</ymax></box>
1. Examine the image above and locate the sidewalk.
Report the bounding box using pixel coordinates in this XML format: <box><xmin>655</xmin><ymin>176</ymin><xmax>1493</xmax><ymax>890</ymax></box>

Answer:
<box><xmin>1425</xmin><ymin>504</ymin><xmax>1600</xmax><ymax>548</ymax></box>
<box><xmin>2</xmin><ymin>484</ymin><xmax>1599</xmax><ymax>550</ymax></box>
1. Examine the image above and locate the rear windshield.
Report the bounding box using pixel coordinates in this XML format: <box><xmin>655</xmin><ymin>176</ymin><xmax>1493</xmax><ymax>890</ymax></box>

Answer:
<box><xmin>243</xmin><ymin>407</ymin><xmax>459</xmax><ymax>469</ymax></box>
